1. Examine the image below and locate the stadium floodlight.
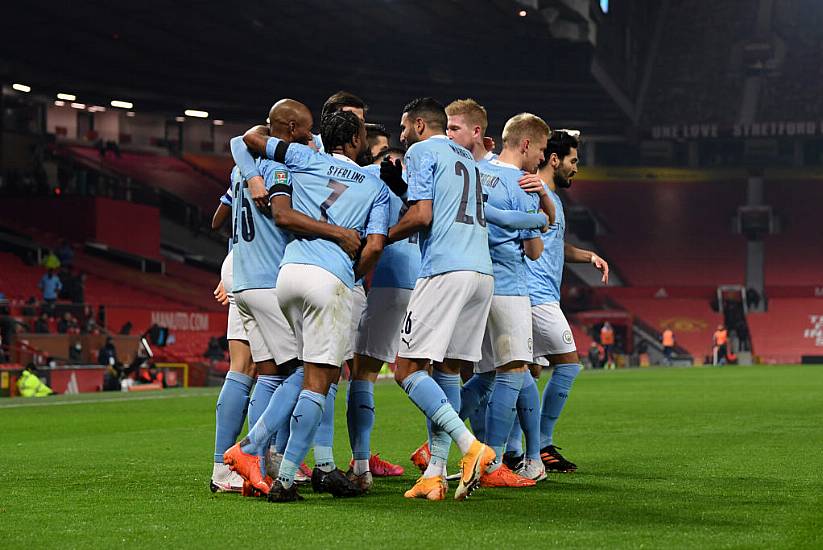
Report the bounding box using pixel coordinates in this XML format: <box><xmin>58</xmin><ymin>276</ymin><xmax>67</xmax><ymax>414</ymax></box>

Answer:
<box><xmin>88</xmin><ymin>105</ymin><xmax>106</xmax><ymax>112</ymax></box>
<box><xmin>518</xmin><ymin>9</ymin><xmax>527</xmax><ymax>16</ymax></box>
<box><xmin>126</xmin><ymin>111</ymin><xmax>136</xmax><ymax>117</ymax></box>
<box><xmin>111</xmin><ymin>100</ymin><xmax>133</xmax><ymax>109</ymax></box>
<box><xmin>184</xmin><ymin>109</ymin><xmax>209</xmax><ymax>118</ymax></box>
<box><xmin>54</xmin><ymin>100</ymin><xmax>65</xmax><ymax>106</ymax></box>
<box><xmin>57</xmin><ymin>93</ymin><xmax>76</xmax><ymax>101</ymax></box>
<box><xmin>12</xmin><ymin>83</ymin><xmax>31</xmax><ymax>92</ymax></box>
<box><xmin>175</xmin><ymin>116</ymin><xmax>185</xmax><ymax>122</ymax></box>
<box><xmin>213</xmin><ymin>119</ymin><xmax>224</xmax><ymax>126</ymax></box>
<box><xmin>70</xmin><ymin>102</ymin><xmax>86</xmax><ymax>109</ymax></box>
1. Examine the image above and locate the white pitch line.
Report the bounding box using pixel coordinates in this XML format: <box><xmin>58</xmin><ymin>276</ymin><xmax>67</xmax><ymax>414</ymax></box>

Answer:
<box><xmin>0</xmin><ymin>390</ymin><xmax>217</xmax><ymax>410</ymax></box>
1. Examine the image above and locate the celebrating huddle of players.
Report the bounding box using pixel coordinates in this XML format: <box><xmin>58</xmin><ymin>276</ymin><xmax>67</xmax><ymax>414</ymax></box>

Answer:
<box><xmin>209</xmin><ymin>91</ymin><xmax>609</xmax><ymax>502</ymax></box>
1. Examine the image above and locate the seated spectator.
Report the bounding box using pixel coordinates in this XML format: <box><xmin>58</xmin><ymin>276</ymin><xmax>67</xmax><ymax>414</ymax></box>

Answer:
<box><xmin>34</xmin><ymin>313</ymin><xmax>50</xmax><ymax>334</ymax></box>
<box><xmin>204</xmin><ymin>337</ymin><xmax>224</xmax><ymax>361</ymax></box>
<box><xmin>68</xmin><ymin>341</ymin><xmax>83</xmax><ymax>363</ymax></box>
<box><xmin>22</xmin><ymin>297</ymin><xmax>37</xmax><ymax>317</ymax></box>
<box><xmin>119</xmin><ymin>321</ymin><xmax>133</xmax><ymax>335</ymax></box>
<box><xmin>38</xmin><ymin>269</ymin><xmax>62</xmax><ymax>308</ymax></box>
<box><xmin>57</xmin><ymin>312</ymin><xmax>79</xmax><ymax>334</ymax></box>
<box><xmin>588</xmin><ymin>341</ymin><xmax>603</xmax><ymax>369</ymax></box>
<box><xmin>97</xmin><ymin>336</ymin><xmax>118</xmax><ymax>366</ymax></box>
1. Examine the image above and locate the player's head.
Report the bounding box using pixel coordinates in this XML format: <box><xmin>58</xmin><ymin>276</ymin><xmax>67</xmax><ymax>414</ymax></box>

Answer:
<box><xmin>373</xmin><ymin>146</ymin><xmax>406</xmax><ymax>168</ymax></box>
<box><xmin>445</xmin><ymin>98</ymin><xmax>487</xmax><ymax>151</ymax></box>
<box><xmin>400</xmin><ymin>97</ymin><xmax>447</xmax><ymax>147</ymax></box>
<box><xmin>541</xmin><ymin>129</ymin><xmax>580</xmax><ymax>189</ymax></box>
<box><xmin>322</xmin><ymin>91</ymin><xmax>367</xmax><ymax>122</ymax></box>
<box><xmin>366</xmin><ymin>123</ymin><xmax>390</xmax><ymax>159</ymax></box>
<box><xmin>321</xmin><ymin>110</ymin><xmax>366</xmax><ymax>161</ymax></box>
<box><xmin>501</xmin><ymin>113</ymin><xmax>550</xmax><ymax>173</ymax></box>
<box><xmin>267</xmin><ymin>99</ymin><xmax>313</xmax><ymax>145</ymax></box>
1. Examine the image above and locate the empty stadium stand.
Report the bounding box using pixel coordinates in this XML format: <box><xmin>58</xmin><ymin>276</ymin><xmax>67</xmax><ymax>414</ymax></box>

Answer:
<box><xmin>748</xmin><ymin>299</ymin><xmax>823</xmax><ymax>364</ymax></box>
<box><xmin>183</xmin><ymin>154</ymin><xmax>234</xmax><ymax>187</ymax></box>
<box><xmin>64</xmin><ymin>146</ymin><xmax>224</xmax><ymax>213</ymax></box>
<box><xmin>566</xmin><ymin>178</ymin><xmax>748</xmax><ymax>287</ymax></box>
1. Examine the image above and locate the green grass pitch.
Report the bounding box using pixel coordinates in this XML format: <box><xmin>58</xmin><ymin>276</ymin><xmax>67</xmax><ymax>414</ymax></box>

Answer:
<box><xmin>1</xmin><ymin>365</ymin><xmax>821</xmax><ymax>548</ymax></box>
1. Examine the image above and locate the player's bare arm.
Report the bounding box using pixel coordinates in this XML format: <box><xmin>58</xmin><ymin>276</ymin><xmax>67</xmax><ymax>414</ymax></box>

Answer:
<box><xmin>270</xmin><ymin>195</ymin><xmax>361</xmax><ymax>260</ymax></box>
<box><xmin>211</xmin><ymin>203</ymin><xmax>231</xmax><ymax>230</ymax></box>
<box><xmin>564</xmin><ymin>242</ymin><xmax>609</xmax><ymax>284</ymax></box>
<box><xmin>387</xmin><ymin>199</ymin><xmax>432</xmax><ymax>244</ymax></box>
<box><xmin>354</xmin><ymin>234</ymin><xmax>387</xmax><ymax>280</ymax></box>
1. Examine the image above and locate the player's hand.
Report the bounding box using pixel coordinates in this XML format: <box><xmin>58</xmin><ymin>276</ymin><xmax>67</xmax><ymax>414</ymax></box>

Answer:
<box><xmin>380</xmin><ymin>158</ymin><xmax>407</xmax><ymax>197</ymax></box>
<box><xmin>336</xmin><ymin>227</ymin><xmax>363</xmax><ymax>260</ymax></box>
<box><xmin>592</xmin><ymin>254</ymin><xmax>609</xmax><ymax>284</ymax></box>
<box><xmin>214</xmin><ymin>280</ymin><xmax>229</xmax><ymax>306</ymax></box>
<box><xmin>483</xmin><ymin>136</ymin><xmax>496</xmax><ymax>153</ymax></box>
<box><xmin>540</xmin><ymin>212</ymin><xmax>550</xmax><ymax>233</ymax></box>
<box><xmin>518</xmin><ymin>173</ymin><xmax>546</xmax><ymax>195</ymax></box>
<box><xmin>247</xmin><ymin>175</ymin><xmax>269</xmax><ymax>211</ymax></box>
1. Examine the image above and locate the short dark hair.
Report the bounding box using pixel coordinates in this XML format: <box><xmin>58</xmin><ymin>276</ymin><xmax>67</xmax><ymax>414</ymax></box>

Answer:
<box><xmin>402</xmin><ymin>97</ymin><xmax>447</xmax><ymax>131</ymax></box>
<box><xmin>320</xmin><ymin>110</ymin><xmax>362</xmax><ymax>152</ymax></box>
<box><xmin>546</xmin><ymin>130</ymin><xmax>580</xmax><ymax>162</ymax></box>
<box><xmin>321</xmin><ymin>91</ymin><xmax>367</xmax><ymax>119</ymax></box>
<box><xmin>365</xmin><ymin>123</ymin><xmax>390</xmax><ymax>140</ymax></box>
<box><xmin>374</xmin><ymin>146</ymin><xmax>406</xmax><ymax>163</ymax></box>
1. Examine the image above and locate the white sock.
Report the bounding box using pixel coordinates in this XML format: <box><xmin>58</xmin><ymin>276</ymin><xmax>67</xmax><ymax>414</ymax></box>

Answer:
<box><xmin>423</xmin><ymin>456</ymin><xmax>447</xmax><ymax>478</ymax></box>
<box><xmin>353</xmin><ymin>459</ymin><xmax>369</xmax><ymax>475</ymax></box>
<box><xmin>455</xmin><ymin>431</ymin><xmax>476</xmax><ymax>454</ymax></box>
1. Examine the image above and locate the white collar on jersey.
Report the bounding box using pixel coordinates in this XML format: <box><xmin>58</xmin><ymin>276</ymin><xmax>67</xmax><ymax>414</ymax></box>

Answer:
<box><xmin>483</xmin><ymin>151</ymin><xmax>496</xmax><ymax>161</ymax></box>
<box><xmin>331</xmin><ymin>152</ymin><xmax>358</xmax><ymax>165</ymax></box>
<box><xmin>429</xmin><ymin>134</ymin><xmax>449</xmax><ymax>140</ymax></box>
<box><xmin>489</xmin><ymin>158</ymin><xmax>519</xmax><ymax>170</ymax></box>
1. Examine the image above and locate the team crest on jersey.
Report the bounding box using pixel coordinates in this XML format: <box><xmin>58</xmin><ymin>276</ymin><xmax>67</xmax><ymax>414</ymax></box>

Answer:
<box><xmin>274</xmin><ymin>170</ymin><xmax>288</xmax><ymax>184</ymax></box>
<box><xmin>562</xmin><ymin>330</ymin><xmax>573</xmax><ymax>344</ymax></box>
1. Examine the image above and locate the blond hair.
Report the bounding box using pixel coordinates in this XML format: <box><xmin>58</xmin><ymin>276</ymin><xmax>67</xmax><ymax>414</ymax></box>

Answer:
<box><xmin>445</xmin><ymin>98</ymin><xmax>488</xmax><ymax>134</ymax></box>
<box><xmin>502</xmin><ymin>113</ymin><xmax>550</xmax><ymax>147</ymax></box>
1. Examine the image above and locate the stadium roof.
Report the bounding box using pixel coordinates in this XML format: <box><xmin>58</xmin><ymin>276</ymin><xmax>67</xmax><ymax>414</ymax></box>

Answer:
<box><xmin>1</xmin><ymin>0</ymin><xmax>628</xmax><ymax>135</ymax></box>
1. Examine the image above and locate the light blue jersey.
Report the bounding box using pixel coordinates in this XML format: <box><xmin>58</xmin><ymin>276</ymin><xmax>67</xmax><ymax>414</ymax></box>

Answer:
<box><xmin>362</xmin><ymin>164</ymin><xmax>422</xmax><ymax>289</ymax></box>
<box><xmin>230</xmin><ymin>159</ymin><xmax>293</xmax><ymax>292</ymax></box>
<box><xmin>526</xmin><ymin>189</ymin><xmax>565</xmax><ymax>305</ymax></box>
<box><xmin>405</xmin><ymin>135</ymin><xmax>492</xmax><ymax>278</ymax></box>
<box><xmin>264</xmin><ymin>137</ymin><xmax>390</xmax><ymax>288</ymax></box>
<box><xmin>480</xmin><ymin>159</ymin><xmax>541</xmax><ymax>296</ymax></box>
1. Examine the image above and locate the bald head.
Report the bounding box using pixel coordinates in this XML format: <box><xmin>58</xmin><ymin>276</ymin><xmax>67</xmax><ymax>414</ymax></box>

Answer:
<box><xmin>268</xmin><ymin>99</ymin><xmax>313</xmax><ymax>145</ymax></box>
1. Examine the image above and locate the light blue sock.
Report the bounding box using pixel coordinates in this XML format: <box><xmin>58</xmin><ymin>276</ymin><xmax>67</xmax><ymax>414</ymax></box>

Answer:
<box><xmin>214</xmin><ymin>371</ymin><xmax>252</xmax><ymax>462</ymax></box>
<box><xmin>459</xmin><ymin>371</ymin><xmax>495</xmax><ymax>441</ymax></box>
<box><xmin>313</xmin><ymin>382</ymin><xmax>338</xmax><ymax>471</ymax></box>
<box><xmin>274</xmin><ymin>417</ymin><xmax>289</xmax><ymax>455</ymax></box>
<box><xmin>247</xmin><ymin>375</ymin><xmax>284</xmax><ymax>429</ymax></box>
<box><xmin>517</xmin><ymin>374</ymin><xmax>541</xmax><ymax>460</ymax></box>
<box><xmin>540</xmin><ymin>364</ymin><xmax>582</xmax><ymax>448</ymax></box>
<box><xmin>279</xmin><ymin>389</ymin><xmax>325</xmax><ymax>488</ymax></box>
<box><xmin>430</xmin><ymin>370</ymin><xmax>461</xmax><ymax>463</ymax></box>
<box><xmin>402</xmin><ymin>370</ymin><xmax>472</xmax><ymax>451</ymax></box>
<box><xmin>506</xmin><ymin>421</ymin><xmax>524</xmax><ymax>457</ymax></box>
<box><xmin>485</xmin><ymin>370</ymin><xmax>525</xmax><ymax>469</ymax></box>
<box><xmin>347</xmin><ymin>380</ymin><xmax>375</xmax><ymax>461</ymax></box>
<box><xmin>242</xmin><ymin>367</ymin><xmax>303</xmax><ymax>455</ymax></box>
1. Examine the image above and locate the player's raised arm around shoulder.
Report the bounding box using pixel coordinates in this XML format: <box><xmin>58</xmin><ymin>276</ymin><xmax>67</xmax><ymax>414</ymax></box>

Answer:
<box><xmin>564</xmin><ymin>242</ymin><xmax>609</xmax><ymax>284</ymax></box>
<box><xmin>484</xmin><ymin>204</ymin><xmax>547</xmax><ymax>231</ymax></box>
<box><xmin>518</xmin><ymin>173</ymin><xmax>556</xmax><ymax>226</ymax></box>
<box><xmin>355</xmin><ymin>184</ymin><xmax>391</xmax><ymax>279</ymax></box>
<box><xmin>230</xmin><ymin>135</ymin><xmax>269</xmax><ymax>210</ymax></box>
